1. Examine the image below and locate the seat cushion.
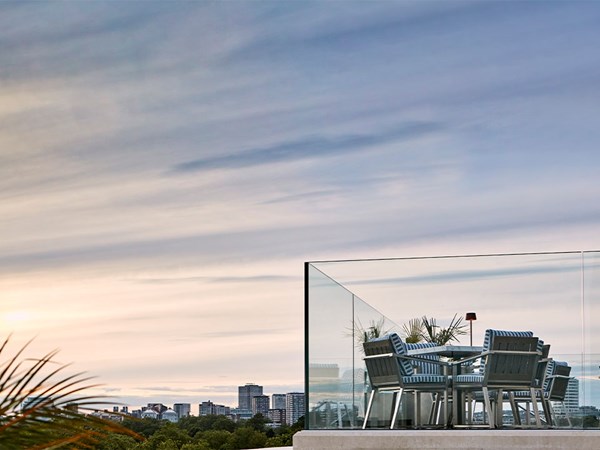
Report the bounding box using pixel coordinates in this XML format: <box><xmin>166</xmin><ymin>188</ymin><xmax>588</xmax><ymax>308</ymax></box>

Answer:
<box><xmin>402</xmin><ymin>374</ymin><xmax>447</xmax><ymax>385</ymax></box>
<box><xmin>454</xmin><ymin>374</ymin><xmax>484</xmax><ymax>384</ymax></box>
<box><xmin>405</xmin><ymin>342</ymin><xmax>441</xmax><ymax>375</ymax></box>
<box><xmin>506</xmin><ymin>390</ymin><xmax>537</xmax><ymax>399</ymax></box>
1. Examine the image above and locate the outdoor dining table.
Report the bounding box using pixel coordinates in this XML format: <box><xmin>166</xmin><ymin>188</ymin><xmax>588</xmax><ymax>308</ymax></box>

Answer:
<box><xmin>406</xmin><ymin>345</ymin><xmax>484</xmax><ymax>427</ymax></box>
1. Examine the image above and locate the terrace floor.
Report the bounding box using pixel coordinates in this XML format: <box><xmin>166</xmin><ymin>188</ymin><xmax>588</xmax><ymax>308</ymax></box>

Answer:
<box><xmin>293</xmin><ymin>430</ymin><xmax>600</xmax><ymax>450</ymax></box>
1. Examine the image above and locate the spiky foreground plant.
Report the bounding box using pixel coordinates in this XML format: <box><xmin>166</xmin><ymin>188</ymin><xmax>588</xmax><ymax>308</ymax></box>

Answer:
<box><xmin>0</xmin><ymin>335</ymin><xmax>142</xmax><ymax>449</ymax></box>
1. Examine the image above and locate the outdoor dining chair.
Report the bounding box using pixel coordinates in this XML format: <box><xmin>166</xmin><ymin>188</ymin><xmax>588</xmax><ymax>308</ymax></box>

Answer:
<box><xmin>362</xmin><ymin>333</ymin><xmax>449</xmax><ymax>429</ymax></box>
<box><xmin>453</xmin><ymin>330</ymin><xmax>540</xmax><ymax>428</ymax></box>
<box><xmin>543</xmin><ymin>361</ymin><xmax>573</xmax><ymax>427</ymax></box>
<box><xmin>505</xmin><ymin>343</ymin><xmax>552</xmax><ymax>426</ymax></box>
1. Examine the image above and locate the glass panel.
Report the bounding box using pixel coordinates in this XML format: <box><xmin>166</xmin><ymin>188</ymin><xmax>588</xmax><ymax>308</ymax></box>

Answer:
<box><xmin>583</xmin><ymin>251</ymin><xmax>600</xmax><ymax>428</ymax></box>
<box><xmin>306</xmin><ymin>251</ymin><xmax>595</xmax><ymax>430</ymax></box>
<box><xmin>352</xmin><ymin>295</ymin><xmax>400</xmax><ymax>429</ymax></box>
<box><xmin>306</xmin><ymin>264</ymin><xmax>354</xmax><ymax>429</ymax></box>
<box><xmin>314</xmin><ymin>252</ymin><xmax>582</xmax><ymax>353</ymax></box>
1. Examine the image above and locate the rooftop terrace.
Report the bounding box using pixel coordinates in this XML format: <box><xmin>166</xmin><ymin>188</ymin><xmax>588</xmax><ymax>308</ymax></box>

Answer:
<box><xmin>301</xmin><ymin>251</ymin><xmax>600</xmax><ymax>448</ymax></box>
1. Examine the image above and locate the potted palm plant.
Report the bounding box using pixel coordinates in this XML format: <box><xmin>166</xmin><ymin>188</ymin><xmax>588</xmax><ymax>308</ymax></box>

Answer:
<box><xmin>402</xmin><ymin>314</ymin><xmax>468</xmax><ymax>345</ymax></box>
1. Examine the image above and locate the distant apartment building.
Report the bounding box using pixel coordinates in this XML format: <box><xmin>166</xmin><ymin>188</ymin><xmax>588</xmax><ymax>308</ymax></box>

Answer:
<box><xmin>272</xmin><ymin>393</ymin><xmax>286</xmax><ymax>410</ymax></box>
<box><xmin>268</xmin><ymin>408</ymin><xmax>286</xmax><ymax>426</ymax></box>
<box><xmin>252</xmin><ymin>394</ymin><xmax>270</xmax><ymax>416</ymax></box>
<box><xmin>285</xmin><ymin>392</ymin><xmax>305</xmax><ymax>425</ymax></box>
<box><xmin>564</xmin><ymin>378</ymin><xmax>580</xmax><ymax>413</ymax></box>
<box><xmin>230</xmin><ymin>407</ymin><xmax>254</xmax><ymax>421</ymax></box>
<box><xmin>200</xmin><ymin>400</ymin><xmax>231</xmax><ymax>416</ymax></box>
<box><xmin>173</xmin><ymin>403</ymin><xmax>191</xmax><ymax>419</ymax></box>
<box><xmin>238</xmin><ymin>383</ymin><xmax>263</xmax><ymax>410</ymax></box>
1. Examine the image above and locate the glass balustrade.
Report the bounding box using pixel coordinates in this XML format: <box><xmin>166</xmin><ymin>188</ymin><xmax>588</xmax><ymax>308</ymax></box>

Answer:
<box><xmin>305</xmin><ymin>251</ymin><xmax>600</xmax><ymax>429</ymax></box>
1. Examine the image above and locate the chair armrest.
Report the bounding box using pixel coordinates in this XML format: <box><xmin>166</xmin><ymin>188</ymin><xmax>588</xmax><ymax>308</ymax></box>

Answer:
<box><xmin>546</xmin><ymin>374</ymin><xmax>571</xmax><ymax>380</ymax></box>
<box><xmin>449</xmin><ymin>351</ymin><xmax>490</xmax><ymax>365</ymax></box>
<box><xmin>363</xmin><ymin>353</ymin><xmax>395</xmax><ymax>360</ymax></box>
<box><xmin>397</xmin><ymin>355</ymin><xmax>451</xmax><ymax>367</ymax></box>
<box><xmin>487</xmin><ymin>350</ymin><xmax>541</xmax><ymax>356</ymax></box>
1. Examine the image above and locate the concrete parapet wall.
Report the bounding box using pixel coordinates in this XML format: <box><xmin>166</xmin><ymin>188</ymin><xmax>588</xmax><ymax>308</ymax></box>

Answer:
<box><xmin>293</xmin><ymin>430</ymin><xmax>600</xmax><ymax>450</ymax></box>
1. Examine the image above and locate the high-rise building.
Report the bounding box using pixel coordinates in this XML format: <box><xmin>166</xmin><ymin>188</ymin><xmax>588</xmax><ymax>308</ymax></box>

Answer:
<box><xmin>268</xmin><ymin>408</ymin><xmax>286</xmax><ymax>426</ymax></box>
<box><xmin>200</xmin><ymin>400</ymin><xmax>231</xmax><ymax>416</ymax></box>
<box><xmin>174</xmin><ymin>403</ymin><xmax>191</xmax><ymax>419</ymax></box>
<box><xmin>272</xmin><ymin>394</ymin><xmax>286</xmax><ymax>410</ymax></box>
<box><xmin>564</xmin><ymin>378</ymin><xmax>580</xmax><ymax>413</ymax></box>
<box><xmin>238</xmin><ymin>383</ymin><xmax>263</xmax><ymax>410</ymax></box>
<box><xmin>252</xmin><ymin>395</ymin><xmax>270</xmax><ymax>416</ymax></box>
<box><xmin>285</xmin><ymin>392</ymin><xmax>305</xmax><ymax>425</ymax></box>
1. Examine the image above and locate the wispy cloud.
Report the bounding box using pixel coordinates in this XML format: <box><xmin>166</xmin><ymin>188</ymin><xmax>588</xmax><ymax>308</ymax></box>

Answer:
<box><xmin>171</xmin><ymin>122</ymin><xmax>442</xmax><ymax>173</ymax></box>
<box><xmin>2</xmin><ymin>1</ymin><xmax>600</xmax><ymax>410</ymax></box>
<box><xmin>133</xmin><ymin>275</ymin><xmax>297</xmax><ymax>284</ymax></box>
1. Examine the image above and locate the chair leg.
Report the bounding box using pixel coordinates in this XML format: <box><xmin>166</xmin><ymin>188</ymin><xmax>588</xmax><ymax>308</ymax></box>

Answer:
<box><xmin>465</xmin><ymin>393</ymin><xmax>472</xmax><ymax>425</ymax></box>
<box><xmin>541</xmin><ymin>396</ymin><xmax>552</xmax><ymax>427</ymax></box>
<box><xmin>508</xmin><ymin>392</ymin><xmax>520</xmax><ymax>426</ymax></box>
<box><xmin>482</xmin><ymin>387</ymin><xmax>495</xmax><ymax>429</ymax></box>
<box><xmin>429</xmin><ymin>393</ymin><xmax>440</xmax><ymax>425</ymax></box>
<box><xmin>413</xmin><ymin>391</ymin><xmax>421</xmax><ymax>429</ymax></box>
<box><xmin>443</xmin><ymin>389</ymin><xmax>448</xmax><ymax>428</ymax></box>
<box><xmin>497</xmin><ymin>389</ymin><xmax>505</xmax><ymax>428</ymax></box>
<box><xmin>548</xmin><ymin>401</ymin><xmax>557</xmax><ymax>427</ymax></box>
<box><xmin>363</xmin><ymin>389</ymin><xmax>376</xmax><ymax>429</ymax></box>
<box><xmin>563</xmin><ymin>402</ymin><xmax>572</xmax><ymax>428</ymax></box>
<box><xmin>530</xmin><ymin>388</ymin><xmax>541</xmax><ymax>427</ymax></box>
<box><xmin>390</xmin><ymin>388</ymin><xmax>403</xmax><ymax>429</ymax></box>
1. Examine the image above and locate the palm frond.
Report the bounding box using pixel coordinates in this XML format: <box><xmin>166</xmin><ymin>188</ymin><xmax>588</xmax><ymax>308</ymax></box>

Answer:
<box><xmin>402</xmin><ymin>318</ymin><xmax>424</xmax><ymax>344</ymax></box>
<box><xmin>349</xmin><ymin>317</ymin><xmax>391</xmax><ymax>351</ymax></box>
<box><xmin>421</xmin><ymin>314</ymin><xmax>468</xmax><ymax>345</ymax></box>
<box><xmin>0</xmin><ymin>335</ymin><xmax>143</xmax><ymax>449</ymax></box>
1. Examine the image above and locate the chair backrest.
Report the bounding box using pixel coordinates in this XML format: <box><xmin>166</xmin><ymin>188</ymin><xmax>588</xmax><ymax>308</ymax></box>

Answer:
<box><xmin>363</xmin><ymin>335</ymin><xmax>404</xmax><ymax>390</ymax></box>
<box><xmin>388</xmin><ymin>333</ymin><xmax>414</xmax><ymax>376</ymax></box>
<box><xmin>542</xmin><ymin>359</ymin><xmax>556</xmax><ymax>392</ymax></box>
<box><xmin>483</xmin><ymin>335</ymin><xmax>540</xmax><ymax>388</ymax></box>
<box><xmin>479</xmin><ymin>329</ymin><xmax>535</xmax><ymax>374</ymax></box>
<box><xmin>547</xmin><ymin>361</ymin><xmax>572</xmax><ymax>401</ymax></box>
<box><xmin>534</xmin><ymin>344</ymin><xmax>551</xmax><ymax>388</ymax></box>
<box><xmin>482</xmin><ymin>329</ymin><xmax>534</xmax><ymax>352</ymax></box>
<box><xmin>404</xmin><ymin>342</ymin><xmax>442</xmax><ymax>375</ymax></box>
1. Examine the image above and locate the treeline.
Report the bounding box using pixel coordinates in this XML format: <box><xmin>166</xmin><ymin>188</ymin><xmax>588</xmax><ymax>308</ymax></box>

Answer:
<box><xmin>96</xmin><ymin>414</ymin><xmax>303</xmax><ymax>450</ymax></box>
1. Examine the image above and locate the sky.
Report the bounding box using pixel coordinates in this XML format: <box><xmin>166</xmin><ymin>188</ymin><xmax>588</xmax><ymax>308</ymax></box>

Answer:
<box><xmin>2</xmin><ymin>1</ymin><xmax>600</xmax><ymax>412</ymax></box>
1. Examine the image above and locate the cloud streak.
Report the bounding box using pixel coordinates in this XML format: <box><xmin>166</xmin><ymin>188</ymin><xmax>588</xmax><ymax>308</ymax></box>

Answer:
<box><xmin>2</xmin><ymin>1</ymin><xmax>600</xmax><ymax>410</ymax></box>
<box><xmin>171</xmin><ymin>122</ymin><xmax>442</xmax><ymax>172</ymax></box>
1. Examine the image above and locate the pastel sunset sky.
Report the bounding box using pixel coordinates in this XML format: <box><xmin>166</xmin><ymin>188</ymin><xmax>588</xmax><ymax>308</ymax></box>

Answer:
<box><xmin>2</xmin><ymin>1</ymin><xmax>600</xmax><ymax>411</ymax></box>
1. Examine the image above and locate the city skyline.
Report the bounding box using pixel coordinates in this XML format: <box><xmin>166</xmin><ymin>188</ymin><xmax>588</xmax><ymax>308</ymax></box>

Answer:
<box><xmin>123</xmin><ymin>384</ymin><xmax>303</xmax><ymax>421</ymax></box>
<box><xmin>2</xmin><ymin>1</ymin><xmax>600</xmax><ymax>411</ymax></box>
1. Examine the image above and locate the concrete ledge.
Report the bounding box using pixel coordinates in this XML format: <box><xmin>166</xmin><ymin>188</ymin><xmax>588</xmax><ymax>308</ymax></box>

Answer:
<box><xmin>293</xmin><ymin>430</ymin><xmax>600</xmax><ymax>450</ymax></box>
